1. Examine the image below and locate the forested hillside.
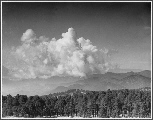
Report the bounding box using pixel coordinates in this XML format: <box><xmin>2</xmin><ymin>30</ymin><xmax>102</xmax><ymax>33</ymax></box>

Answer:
<box><xmin>2</xmin><ymin>88</ymin><xmax>151</xmax><ymax>118</ymax></box>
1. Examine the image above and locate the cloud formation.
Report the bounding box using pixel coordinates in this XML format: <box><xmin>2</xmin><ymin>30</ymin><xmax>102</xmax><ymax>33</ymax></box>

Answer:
<box><xmin>4</xmin><ymin>28</ymin><xmax>114</xmax><ymax>80</ymax></box>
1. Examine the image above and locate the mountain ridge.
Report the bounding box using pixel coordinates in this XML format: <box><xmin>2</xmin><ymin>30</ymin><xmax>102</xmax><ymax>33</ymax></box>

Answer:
<box><xmin>49</xmin><ymin>70</ymin><xmax>151</xmax><ymax>94</ymax></box>
<box><xmin>2</xmin><ymin>65</ymin><xmax>151</xmax><ymax>96</ymax></box>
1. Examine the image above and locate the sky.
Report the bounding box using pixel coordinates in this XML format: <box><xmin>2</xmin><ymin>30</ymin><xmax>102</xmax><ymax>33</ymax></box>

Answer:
<box><xmin>2</xmin><ymin>2</ymin><xmax>151</xmax><ymax>96</ymax></box>
<box><xmin>2</xmin><ymin>2</ymin><xmax>151</xmax><ymax>71</ymax></box>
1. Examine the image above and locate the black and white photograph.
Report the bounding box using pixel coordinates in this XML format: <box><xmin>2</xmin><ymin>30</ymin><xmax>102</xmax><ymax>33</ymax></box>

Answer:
<box><xmin>1</xmin><ymin>1</ymin><xmax>152</xmax><ymax>119</ymax></box>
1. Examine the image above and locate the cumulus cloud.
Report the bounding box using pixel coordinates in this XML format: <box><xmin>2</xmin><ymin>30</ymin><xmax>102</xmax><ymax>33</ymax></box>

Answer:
<box><xmin>21</xmin><ymin>29</ymin><xmax>36</xmax><ymax>44</ymax></box>
<box><xmin>4</xmin><ymin>28</ymin><xmax>114</xmax><ymax>80</ymax></box>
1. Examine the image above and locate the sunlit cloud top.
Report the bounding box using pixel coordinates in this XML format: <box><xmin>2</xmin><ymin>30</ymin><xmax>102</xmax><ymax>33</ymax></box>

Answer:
<box><xmin>3</xmin><ymin>28</ymin><xmax>114</xmax><ymax>80</ymax></box>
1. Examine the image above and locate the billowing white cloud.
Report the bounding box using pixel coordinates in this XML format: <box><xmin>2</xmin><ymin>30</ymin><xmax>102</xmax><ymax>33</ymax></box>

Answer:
<box><xmin>4</xmin><ymin>28</ymin><xmax>114</xmax><ymax>80</ymax></box>
<box><xmin>21</xmin><ymin>29</ymin><xmax>36</xmax><ymax>44</ymax></box>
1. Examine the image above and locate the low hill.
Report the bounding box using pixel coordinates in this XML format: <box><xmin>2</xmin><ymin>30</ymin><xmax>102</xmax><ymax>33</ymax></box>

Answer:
<box><xmin>120</xmin><ymin>74</ymin><xmax>151</xmax><ymax>89</ymax></box>
<box><xmin>137</xmin><ymin>70</ymin><xmax>151</xmax><ymax>78</ymax></box>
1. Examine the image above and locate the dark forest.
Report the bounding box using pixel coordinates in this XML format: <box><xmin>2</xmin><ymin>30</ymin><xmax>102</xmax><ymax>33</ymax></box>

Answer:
<box><xmin>2</xmin><ymin>88</ymin><xmax>151</xmax><ymax>118</ymax></box>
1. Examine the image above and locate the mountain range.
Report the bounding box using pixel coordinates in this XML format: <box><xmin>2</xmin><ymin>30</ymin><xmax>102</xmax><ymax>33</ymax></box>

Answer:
<box><xmin>2</xmin><ymin>66</ymin><xmax>151</xmax><ymax>96</ymax></box>
<box><xmin>49</xmin><ymin>70</ymin><xmax>151</xmax><ymax>94</ymax></box>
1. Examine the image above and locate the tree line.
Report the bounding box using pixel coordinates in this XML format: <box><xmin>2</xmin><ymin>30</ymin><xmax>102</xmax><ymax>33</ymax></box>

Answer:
<box><xmin>2</xmin><ymin>88</ymin><xmax>151</xmax><ymax>118</ymax></box>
